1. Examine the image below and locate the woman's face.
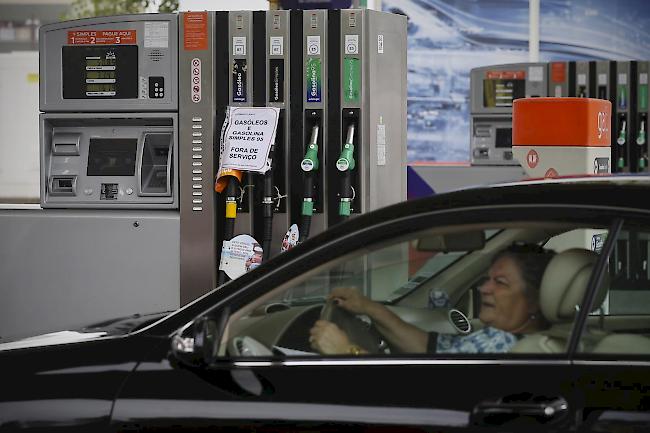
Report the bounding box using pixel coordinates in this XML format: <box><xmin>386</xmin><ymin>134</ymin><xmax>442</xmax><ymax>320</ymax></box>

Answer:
<box><xmin>478</xmin><ymin>256</ymin><xmax>535</xmax><ymax>332</ymax></box>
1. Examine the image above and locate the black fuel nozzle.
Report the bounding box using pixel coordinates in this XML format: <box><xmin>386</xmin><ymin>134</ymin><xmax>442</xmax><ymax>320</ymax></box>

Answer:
<box><xmin>337</xmin><ymin>124</ymin><xmax>356</xmax><ymax>218</ymax></box>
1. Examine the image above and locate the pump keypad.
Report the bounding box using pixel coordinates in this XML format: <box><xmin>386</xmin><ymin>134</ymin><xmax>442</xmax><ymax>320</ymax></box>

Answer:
<box><xmin>149</xmin><ymin>77</ymin><xmax>165</xmax><ymax>98</ymax></box>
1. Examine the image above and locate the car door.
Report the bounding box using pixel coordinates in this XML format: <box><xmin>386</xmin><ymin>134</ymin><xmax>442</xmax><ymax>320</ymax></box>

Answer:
<box><xmin>571</xmin><ymin>221</ymin><xmax>650</xmax><ymax>432</ymax></box>
<box><xmin>111</xmin><ymin>205</ymin><xmax>618</xmax><ymax>433</ymax></box>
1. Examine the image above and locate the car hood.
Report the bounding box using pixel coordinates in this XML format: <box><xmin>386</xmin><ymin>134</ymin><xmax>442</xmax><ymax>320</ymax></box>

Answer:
<box><xmin>0</xmin><ymin>311</ymin><xmax>171</xmax><ymax>352</ymax></box>
<box><xmin>0</xmin><ymin>330</ymin><xmax>109</xmax><ymax>351</ymax></box>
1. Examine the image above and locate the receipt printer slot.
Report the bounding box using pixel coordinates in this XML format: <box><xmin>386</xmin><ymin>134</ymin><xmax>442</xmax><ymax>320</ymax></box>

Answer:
<box><xmin>52</xmin><ymin>132</ymin><xmax>81</xmax><ymax>156</ymax></box>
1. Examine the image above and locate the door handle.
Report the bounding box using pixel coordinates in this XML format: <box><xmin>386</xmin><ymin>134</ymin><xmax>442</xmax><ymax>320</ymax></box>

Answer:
<box><xmin>471</xmin><ymin>394</ymin><xmax>568</xmax><ymax>426</ymax></box>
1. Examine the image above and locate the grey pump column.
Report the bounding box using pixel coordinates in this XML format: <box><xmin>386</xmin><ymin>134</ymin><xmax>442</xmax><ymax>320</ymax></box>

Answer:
<box><xmin>178</xmin><ymin>11</ymin><xmax>218</xmax><ymax>304</ymax></box>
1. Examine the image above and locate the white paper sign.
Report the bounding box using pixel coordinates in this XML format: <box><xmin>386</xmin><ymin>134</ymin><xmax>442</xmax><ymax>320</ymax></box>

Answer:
<box><xmin>219</xmin><ymin>106</ymin><xmax>280</xmax><ymax>173</ymax></box>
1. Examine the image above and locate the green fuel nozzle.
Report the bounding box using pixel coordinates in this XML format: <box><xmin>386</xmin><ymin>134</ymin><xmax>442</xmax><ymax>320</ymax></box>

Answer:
<box><xmin>637</xmin><ymin>120</ymin><xmax>646</xmax><ymax>146</ymax></box>
<box><xmin>301</xmin><ymin>125</ymin><xmax>320</xmax><ymax>172</ymax></box>
<box><xmin>336</xmin><ymin>124</ymin><xmax>356</xmax><ymax>172</ymax></box>
<box><xmin>338</xmin><ymin>124</ymin><xmax>356</xmax><ymax>217</ymax></box>
<box><xmin>617</xmin><ymin>120</ymin><xmax>627</xmax><ymax>146</ymax></box>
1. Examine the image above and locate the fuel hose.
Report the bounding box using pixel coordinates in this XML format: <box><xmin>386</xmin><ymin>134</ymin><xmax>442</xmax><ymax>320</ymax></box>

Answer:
<box><xmin>217</xmin><ymin>176</ymin><xmax>240</xmax><ymax>286</ymax></box>
<box><xmin>617</xmin><ymin>119</ymin><xmax>627</xmax><ymax>170</ymax></box>
<box><xmin>299</xmin><ymin>125</ymin><xmax>320</xmax><ymax>242</ymax></box>
<box><xmin>336</xmin><ymin>124</ymin><xmax>356</xmax><ymax>221</ymax></box>
<box><xmin>637</xmin><ymin>118</ymin><xmax>647</xmax><ymax>170</ymax></box>
<box><xmin>262</xmin><ymin>147</ymin><xmax>275</xmax><ymax>262</ymax></box>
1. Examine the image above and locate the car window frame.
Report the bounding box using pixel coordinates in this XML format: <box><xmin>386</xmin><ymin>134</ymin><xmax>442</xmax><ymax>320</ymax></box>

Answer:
<box><xmin>572</xmin><ymin>219</ymin><xmax>650</xmax><ymax>362</ymax></box>
<box><xmin>188</xmin><ymin>206</ymin><xmax>638</xmax><ymax>364</ymax></box>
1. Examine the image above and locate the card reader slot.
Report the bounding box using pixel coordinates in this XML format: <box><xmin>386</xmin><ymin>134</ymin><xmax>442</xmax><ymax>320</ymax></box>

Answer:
<box><xmin>52</xmin><ymin>132</ymin><xmax>81</xmax><ymax>156</ymax></box>
<box><xmin>138</xmin><ymin>133</ymin><xmax>173</xmax><ymax>196</ymax></box>
<box><xmin>49</xmin><ymin>175</ymin><xmax>77</xmax><ymax>196</ymax></box>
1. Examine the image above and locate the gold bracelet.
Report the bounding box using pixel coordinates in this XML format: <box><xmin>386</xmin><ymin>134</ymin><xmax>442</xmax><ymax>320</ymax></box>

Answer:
<box><xmin>348</xmin><ymin>344</ymin><xmax>362</xmax><ymax>355</ymax></box>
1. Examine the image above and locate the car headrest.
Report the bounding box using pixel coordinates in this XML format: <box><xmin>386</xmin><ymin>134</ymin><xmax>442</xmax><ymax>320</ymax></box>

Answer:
<box><xmin>540</xmin><ymin>248</ymin><xmax>608</xmax><ymax>323</ymax></box>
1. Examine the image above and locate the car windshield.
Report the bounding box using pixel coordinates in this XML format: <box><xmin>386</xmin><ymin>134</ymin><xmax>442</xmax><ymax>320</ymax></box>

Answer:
<box><xmin>273</xmin><ymin>229</ymin><xmax>500</xmax><ymax>306</ymax></box>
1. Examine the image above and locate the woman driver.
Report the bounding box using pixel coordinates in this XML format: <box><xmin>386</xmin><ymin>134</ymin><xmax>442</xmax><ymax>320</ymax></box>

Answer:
<box><xmin>309</xmin><ymin>243</ymin><xmax>555</xmax><ymax>355</ymax></box>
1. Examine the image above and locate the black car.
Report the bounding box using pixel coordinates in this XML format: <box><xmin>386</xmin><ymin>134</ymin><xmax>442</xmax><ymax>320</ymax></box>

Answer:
<box><xmin>2</xmin><ymin>176</ymin><xmax>650</xmax><ymax>432</ymax></box>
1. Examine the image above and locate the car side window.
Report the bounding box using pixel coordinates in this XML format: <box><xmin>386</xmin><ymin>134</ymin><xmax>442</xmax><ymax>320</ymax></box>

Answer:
<box><xmin>223</xmin><ymin>222</ymin><xmax>608</xmax><ymax>358</ymax></box>
<box><xmin>578</xmin><ymin>227</ymin><xmax>650</xmax><ymax>355</ymax></box>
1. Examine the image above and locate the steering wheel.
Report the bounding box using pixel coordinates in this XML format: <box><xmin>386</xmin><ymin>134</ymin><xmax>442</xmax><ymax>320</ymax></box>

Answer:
<box><xmin>320</xmin><ymin>300</ymin><xmax>385</xmax><ymax>354</ymax></box>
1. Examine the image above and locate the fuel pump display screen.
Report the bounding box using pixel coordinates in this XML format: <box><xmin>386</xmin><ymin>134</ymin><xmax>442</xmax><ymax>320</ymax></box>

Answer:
<box><xmin>87</xmin><ymin>138</ymin><xmax>137</xmax><ymax>176</ymax></box>
<box><xmin>483</xmin><ymin>79</ymin><xmax>525</xmax><ymax>108</ymax></box>
<box><xmin>62</xmin><ymin>45</ymin><xmax>138</xmax><ymax>99</ymax></box>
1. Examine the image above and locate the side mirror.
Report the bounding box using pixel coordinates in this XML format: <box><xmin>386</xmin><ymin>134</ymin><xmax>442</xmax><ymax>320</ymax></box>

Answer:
<box><xmin>171</xmin><ymin>307</ymin><xmax>230</xmax><ymax>366</ymax></box>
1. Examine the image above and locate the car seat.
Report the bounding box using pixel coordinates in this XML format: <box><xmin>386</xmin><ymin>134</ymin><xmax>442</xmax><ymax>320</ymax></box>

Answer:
<box><xmin>511</xmin><ymin>248</ymin><xmax>609</xmax><ymax>354</ymax></box>
<box><xmin>590</xmin><ymin>333</ymin><xmax>650</xmax><ymax>354</ymax></box>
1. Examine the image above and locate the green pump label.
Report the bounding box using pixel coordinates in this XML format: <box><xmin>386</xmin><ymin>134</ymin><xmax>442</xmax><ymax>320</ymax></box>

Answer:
<box><xmin>306</xmin><ymin>58</ymin><xmax>322</xmax><ymax>103</ymax></box>
<box><xmin>344</xmin><ymin>57</ymin><xmax>360</xmax><ymax>104</ymax></box>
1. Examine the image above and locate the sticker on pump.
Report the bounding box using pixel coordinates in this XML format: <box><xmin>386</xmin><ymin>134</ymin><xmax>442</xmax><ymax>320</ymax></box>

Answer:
<box><xmin>545</xmin><ymin>168</ymin><xmax>559</xmax><ymax>178</ymax></box>
<box><xmin>281</xmin><ymin>224</ymin><xmax>300</xmax><ymax>253</ymax></box>
<box><xmin>219</xmin><ymin>234</ymin><xmax>263</xmax><ymax>280</ymax></box>
<box><xmin>67</xmin><ymin>30</ymin><xmax>136</xmax><ymax>45</ymax></box>
<box><xmin>526</xmin><ymin>149</ymin><xmax>539</xmax><ymax>169</ymax></box>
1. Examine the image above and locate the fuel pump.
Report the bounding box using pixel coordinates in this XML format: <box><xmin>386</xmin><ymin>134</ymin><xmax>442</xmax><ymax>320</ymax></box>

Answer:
<box><xmin>288</xmin><ymin>10</ymin><xmax>328</xmax><ymax>246</ymax></box>
<box><xmin>258</xmin><ymin>10</ymin><xmax>291</xmax><ymax>258</ymax></box>
<box><xmin>469</xmin><ymin>63</ymin><xmax>548</xmax><ymax>165</ymax></box>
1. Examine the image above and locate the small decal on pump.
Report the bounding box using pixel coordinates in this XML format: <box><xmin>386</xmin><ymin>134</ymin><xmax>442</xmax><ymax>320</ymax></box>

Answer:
<box><xmin>597</xmin><ymin>111</ymin><xmax>609</xmax><ymax>139</ymax></box>
<box><xmin>219</xmin><ymin>234</ymin><xmax>263</xmax><ymax>279</ymax></box>
<box><xmin>281</xmin><ymin>224</ymin><xmax>300</xmax><ymax>252</ymax></box>
<box><xmin>544</xmin><ymin>168</ymin><xmax>558</xmax><ymax>178</ymax></box>
<box><xmin>526</xmin><ymin>149</ymin><xmax>539</xmax><ymax>169</ymax></box>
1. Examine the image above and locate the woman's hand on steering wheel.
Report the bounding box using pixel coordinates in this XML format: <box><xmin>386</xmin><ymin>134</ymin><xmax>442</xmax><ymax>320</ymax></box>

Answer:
<box><xmin>329</xmin><ymin>287</ymin><xmax>372</xmax><ymax>316</ymax></box>
<box><xmin>309</xmin><ymin>320</ymin><xmax>352</xmax><ymax>354</ymax></box>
